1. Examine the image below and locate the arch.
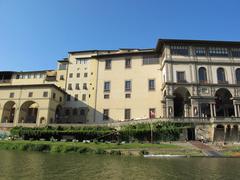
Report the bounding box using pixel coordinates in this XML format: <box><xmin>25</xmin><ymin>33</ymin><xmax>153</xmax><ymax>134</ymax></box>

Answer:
<box><xmin>19</xmin><ymin>101</ymin><xmax>39</xmax><ymax>123</ymax></box>
<box><xmin>232</xmin><ymin>125</ymin><xmax>239</xmax><ymax>141</ymax></box>
<box><xmin>173</xmin><ymin>87</ymin><xmax>191</xmax><ymax>117</ymax></box>
<box><xmin>213</xmin><ymin>124</ymin><xmax>224</xmax><ymax>141</ymax></box>
<box><xmin>225</xmin><ymin>125</ymin><xmax>231</xmax><ymax>141</ymax></box>
<box><xmin>1</xmin><ymin>101</ymin><xmax>16</xmax><ymax>123</ymax></box>
<box><xmin>217</xmin><ymin>67</ymin><xmax>226</xmax><ymax>83</ymax></box>
<box><xmin>215</xmin><ymin>88</ymin><xmax>234</xmax><ymax>117</ymax></box>
<box><xmin>236</xmin><ymin>68</ymin><xmax>240</xmax><ymax>84</ymax></box>
<box><xmin>198</xmin><ymin>67</ymin><xmax>207</xmax><ymax>83</ymax></box>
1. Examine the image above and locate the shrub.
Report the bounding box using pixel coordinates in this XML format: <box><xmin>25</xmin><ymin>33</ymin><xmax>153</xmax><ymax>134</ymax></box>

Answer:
<box><xmin>139</xmin><ymin>150</ymin><xmax>149</xmax><ymax>156</ymax></box>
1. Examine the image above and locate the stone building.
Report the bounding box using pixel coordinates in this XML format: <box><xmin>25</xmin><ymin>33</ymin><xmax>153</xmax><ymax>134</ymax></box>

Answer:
<box><xmin>1</xmin><ymin>39</ymin><xmax>240</xmax><ymax>141</ymax></box>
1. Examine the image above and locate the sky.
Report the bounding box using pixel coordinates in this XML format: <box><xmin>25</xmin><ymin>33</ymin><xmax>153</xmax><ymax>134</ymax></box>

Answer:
<box><xmin>0</xmin><ymin>0</ymin><xmax>240</xmax><ymax>71</ymax></box>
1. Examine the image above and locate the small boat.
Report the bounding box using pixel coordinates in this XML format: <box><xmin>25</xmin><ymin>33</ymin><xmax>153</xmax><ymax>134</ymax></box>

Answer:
<box><xmin>144</xmin><ymin>154</ymin><xmax>187</xmax><ymax>158</ymax></box>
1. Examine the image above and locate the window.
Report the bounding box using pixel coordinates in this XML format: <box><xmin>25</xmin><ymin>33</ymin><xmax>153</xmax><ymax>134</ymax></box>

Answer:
<box><xmin>125</xmin><ymin>58</ymin><xmax>131</xmax><ymax>68</ymax></box>
<box><xmin>149</xmin><ymin>108</ymin><xmax>156</xmax><ymax>119</ymax></box>
<box><xmin>60</xmin><ymin>75</ymin><xmax>64</xmax><ymax>80</ymax></box>
<box><xmin>73</xmin><ymin>108</ymin><xmax>78</xmax><ymax>116</ymax></box>
<box><xmin>75</xmin><ymin>83</ymin><xmax>80</xmax><ymax>90</ymax></box>
<box><xmin>217</xmin><ymin>68</ymin><xmax>226</xmax><ymax>83</ymax></box>
<box><xmin>76</xmin><ymin>58</ymin><xmax>88</xmax><ymax>64</ymax></box>
<box><xmin>67</xmin><ymin>94</ymin><xmax>71</xmax><ymax>101</ymax></box>
<box><xmin>80</xmin><ymin>109</ymin><xmax>85</xmax><ymax>116</ymax></box>
<box><xmin>232</xmin><ymin>48</ymin><xmax>240</xmax><ymax>57</ymax></box>
<box><xmin>104</xmin><ymin>81</ymin><xmax>110</xmax><ymax>92</ymax></box>
<box><xmin>74</xmin><ymin>94</ymin><xmax>78</xmax><ymax>101</ymax></box>
<box><xmin>43</xmin><ymin>91</ymin><xmax>48</xmax><ymax>97</ymax></box>
<box><xmin>177</xmin><ymin>72</ymin><xmax>186</xmax><ymax>83</ymax></box>
<box><xmin>104</xmin><ymin>94</ymin><xmax>110</xmax><ymax>99</ymax></box>
<box><xmin>16</xmin><ymin>75</ymin><xmax>20</xmax><ymax>79</ymax></box>
<box><xmin>9</xmin><ymin>92</ymin><xmax>14</xmax><ymax>98</ymax></box>
<box><xmin>124</xmin><ymin>109</ymin><xmax>131</xmax><ymax>120</ymax></box>
<box><xmin>77</xmin><ymin>73</ymin><xmax>80</xmax><ymax>78</ymax></box>
<box><xmin>68</xmin><ymin>83</ymin><xmax>72</xmax><ymax>90</ymax></box>
<box><xmin>125</xmin><ymin>80</ymin><xmax>131</xmax><ymax>92</ymax></box>
<box><xmin>143</xmin><ymin>55</ymin><xmax>159</xmax><ymax>65</ymax></box>
<box><xmin>69</xmin><ymin>73</ymin><xmax>73</xmax><ymax>78</ymax></box>
<box><xmin>103</xmin><ymin>109</ymin><xmax>109</xmax><ymax>120</ymax></box>
<box><xmin>148</xmin><ymin>79</ymin><xmax>155</xmax><ymax>90</ymax></box>
<box><xmin>195</xmin><ymin>47</ymin><xmax>206</xmax><ymax>56</ymax></box>
<box><xmin>39</xmin><ymin>74</ymin><xmax>44</xmax><ymax>79</ymax></box>
<box><xmin>82</xmin><ymin>94</ymin><xmax>86</xmax><ymax>101</ymax></box>
<box><xmin>59</xmin><ymin>64</ymin><xmax>67</xmax><ymax>70</ymax></box>
<box><xmin>125</xmin><ymin>93</ymin><xmax>131</xmax><ymax>98</ymax></box>
<box><xmin>236</xmin><ymin>68</ymin><xmax>240</xmax><ymax>84</ymax></box>
<box><xmin>52</xmin><ymin>93</ymin><xmax>56</xmax><ymax>99</ymax></box>
<box><xmin>105</xmin><ymin>60</ymin><xmax>112</xmax><ymax>70</ymax></box>
<box><xmin>198</xmin><ymin>67</ymin><xmax>207</xmax><ymax>83</ymax></box>
<box><xmin>28</xmin><ymin>92</ymin><xmax>33</xmax><ymax>97</ymax></box>
<box><xmin>209</xmin><ymin>47</ymin><xmax>229</xmax><ymax>57</ymax></box>
<box><xmin>170</xmin><ymin>46</ymin><xmax>189</xmax><ymax>56</ymax></box>
<box><xmin>83</xmin><ymin>83</ymin><xmax>87</xmax><ymax>90</ymax></box>
<box><xmin>59</xmin><ymin>97</ymin><xmax>62</xmax><ymax>102</ymax></box>
<box><xmin>84</xmin><ymin>73</ymin><xmax>88</xmax><ymax>77</ymax></box>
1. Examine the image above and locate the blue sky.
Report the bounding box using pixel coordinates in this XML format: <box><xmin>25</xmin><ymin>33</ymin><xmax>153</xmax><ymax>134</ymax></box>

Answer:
<box><xmin>0</xmin><ymin>0</ymin><xmax>240</xmax><ymax>71</ymax></box>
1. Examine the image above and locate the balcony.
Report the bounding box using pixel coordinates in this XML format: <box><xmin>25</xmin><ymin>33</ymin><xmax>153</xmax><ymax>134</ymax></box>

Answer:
<box><xmin>199</xmin><ymin>80</ymin><xmax>208</xmax><ymax>84</ymax></box>
<box><xmin>217</xmin><ymin>80</ymin><xmax>228</xmax><ymax>84</ymax></box>
<box><xmin>0</xmin><ymin>79</ymin><xmax>11</xmax><ymax>83</ymax></box>
<box><xmin>177</xmin><ymin>79</ymin><xmax>187</xmax><ymax>83</ymax></box>
<box><xmin>45</xmin><ymin>76</ymin><xmax>57</xmax><ymax>82</ymax></box>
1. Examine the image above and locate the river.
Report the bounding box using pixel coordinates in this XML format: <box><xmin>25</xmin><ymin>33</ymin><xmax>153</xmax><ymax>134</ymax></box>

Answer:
<box><xmin>0</xmin><ymin>150</ymin><xmax>240</xmax><ymax>180</ymax></box>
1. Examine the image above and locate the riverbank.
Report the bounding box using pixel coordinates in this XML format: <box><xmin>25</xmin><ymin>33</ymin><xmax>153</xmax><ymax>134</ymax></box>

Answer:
<box><xmin>0</xmin><ymin>140</ymin><xmax>203</xmax><ymax>156</ymax></box>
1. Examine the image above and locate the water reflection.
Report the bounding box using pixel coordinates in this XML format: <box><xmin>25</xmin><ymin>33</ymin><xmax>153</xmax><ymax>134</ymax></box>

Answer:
<box><xmin>0</xmin><ymin>151</ymin><xmax>240</xmax><ymax>180</ymax></box>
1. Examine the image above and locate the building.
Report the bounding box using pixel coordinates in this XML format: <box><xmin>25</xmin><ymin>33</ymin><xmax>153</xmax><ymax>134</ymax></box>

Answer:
<box><xmin>1</xmin><ymin>39</ymin><xmax>240</xmax><ymax>141</ymax></box>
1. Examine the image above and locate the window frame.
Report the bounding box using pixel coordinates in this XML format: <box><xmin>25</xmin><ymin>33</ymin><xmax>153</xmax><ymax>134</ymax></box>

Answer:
<box><xmin>103</xmin><ymin>109</ymin><xmax>109</xmax><ymax>121</ymax></box>
<box><xmin>148</xmin><ymin>79</ymin><xmax>155</xmax><ymax>91</ymax></box>
<box><xmin>104</xmin><ymin>81</ymin><xmax>111</xmax><ymax>92</ymax></box>
<box><xmin>176</xmin><ymin>71</ymin><xmax>186</xmax><ymax>83</ymax></box>
<box><xmin>125</xmin><ymin>80</ymin><xmax>132</xmax><ymax>92</ymax></box>
<box><xmin>105</xmin><ymin>59</ymin><xmax>112</xmax><ymax>70</ymax></box>
<box><xmin>125</xmin><ymin>58</ymin><xmax>132</xmax><ymax>68</ymax></box>
<box><xmin>124</xmin><ymin>109</ymin><xmax>131</xmax><ymax>120</ymax></box>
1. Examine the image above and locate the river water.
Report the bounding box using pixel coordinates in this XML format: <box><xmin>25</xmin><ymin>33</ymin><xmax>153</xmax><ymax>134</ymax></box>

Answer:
<box><xmin>0</xmin><ymin>150</ymin><xmax>239</xmax><ymax>180</ymax></box>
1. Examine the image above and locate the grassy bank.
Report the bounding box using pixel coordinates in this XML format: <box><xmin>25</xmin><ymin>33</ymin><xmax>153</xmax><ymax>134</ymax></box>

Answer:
<box><xmin>218</xmin><ymin>145</ymin><xmax>240</xmax><ymax>157</ymax></box>
<box><xmin>0</xmin><ymin>140</ymin><xmax>203</xmax><ymax>156</ymax></box>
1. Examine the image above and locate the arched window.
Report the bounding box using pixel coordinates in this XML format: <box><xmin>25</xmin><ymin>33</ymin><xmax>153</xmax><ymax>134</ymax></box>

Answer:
<box><xmin>236</xmin><ymin>68</ymin><xmax>240</xmax><ymax>84</ymax></box>
<box><xmin>198</xmin><ymin>67</ymin><xmax>207</xmax><ymax>83</ymax></box>
<box><xmin>217</xmin><ymin>68</ymin><xmax>226</xmax><ymax>83</ymax></box>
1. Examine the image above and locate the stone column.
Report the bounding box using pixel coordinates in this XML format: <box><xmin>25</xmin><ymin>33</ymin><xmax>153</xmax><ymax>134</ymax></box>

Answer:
<box><xmin>13</xmin><ymin>107</ymin><xmax>20</xmax><ymax>127</ymax></box>
<box><xmin>0</xmin><ymin>107</ymin><xmax>3</xmax><ymax>123</ymax></box>
<box><xmin>210</xmin><ymin>104</ymin><xmax>214</xmax><ymax>118</ymax></box>
<box><xmin>230</xmin><ymin>125</ymin><xmax>233</xmax><ymax>141</ymax></box>
<box><xmin>213</xmin><ymin>103</ymin><xmax>216</xmax><ymax>117</ymax></box>
<box><xmin>237</xmin><ymin>104</ymin><xmax>240</xmax><ymax>117</ymax></box>
<box><xmin>238</xmin><ymin>125</ymin><xmax>240</xmax><ymax>142</ymax></box>
<box><xmin>234</xmin><ymin>104</ymin><xmax>238</xmax><ymax>117</ymax></box>
<box><xmin>184</xmin><ymin>104</ymin><xmax>189</xmax><ymax>117</ymax></box>
<box><xmin>223</xmin><ymin>125</ymin><xmax>227</xmax><ymax>142</ymax></box>
<box><xmin>166</xmin><ymin>98</ymin><xmax>174</xmax><ymax>118</ymax></box>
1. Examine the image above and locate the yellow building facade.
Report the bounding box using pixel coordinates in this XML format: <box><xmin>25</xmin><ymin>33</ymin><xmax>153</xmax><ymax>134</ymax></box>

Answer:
<box><xmin>1</xmin><ymin>39</ymin><xmax>240</xmax><ymax>141</ymax></box>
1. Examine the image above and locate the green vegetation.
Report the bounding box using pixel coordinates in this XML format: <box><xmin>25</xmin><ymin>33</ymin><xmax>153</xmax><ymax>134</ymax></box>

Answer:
<box><xmin>0</xmin><ymin>123</ymin><xmax>202</xmax><ymax>156</ymax></box>
<box><xmin>10</xmin><ymin>122</ymin><xmax>190</xmax><ymax>142</ymax></box>
<box><xmin>0</xmin><ymin>140</ymin><xmax>203</xmax><ymax>156</ymax></box>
